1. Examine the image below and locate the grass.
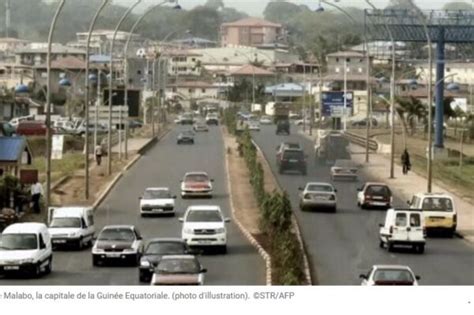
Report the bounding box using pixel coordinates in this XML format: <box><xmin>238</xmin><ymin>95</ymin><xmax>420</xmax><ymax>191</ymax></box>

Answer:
<box><xmin>27</xmin><ymin>153</ymin><xmax>85</xmax><ymax>184</ymax></box>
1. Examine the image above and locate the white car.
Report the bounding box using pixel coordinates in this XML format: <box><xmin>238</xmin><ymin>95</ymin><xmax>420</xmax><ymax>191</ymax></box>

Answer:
<box><xmin>259</xmin><ymin>116</ymin><xmax>273</xmax><ymax>125</ymax></box>
<box><xmin>379</xmin><ymin>208</ymin><xmax>426</xmax><ymax>253</ymax></box>
<box><xmin>48</xmin><ymin>206</ymin><xmax>95</xmax><ymax>249</ymax></box>
<box><xmin>179</xmin><ymin>205</ymin><xmax>230</xmax><ymax>253</ymax></box>
<box><xmin>360</xmin><ymin>265</ymin><xmax>420</xmax><ymax>285</ymax></box>
<box><xmin>298</xmin><ymin>182</ymin><xmax>337</xmax><ymax>212</ymax></box>
<box><xmin>0</xmin><ymin>223</ymin><xmax>53</xmax><ymax>277</ymax></box>
<box><xmin>180</xmin><ymin>172</ymin><xmax>214</xmax><ymax>198</ymax></box>
<box><xmin>247</xmin><ymin>120</ymin><xmax>260</xmax><ymax>131</ymax></box>
<box><xmin>139</xmin><ymin>187</ymin><xmax>177</xmax><ymax>217</ymax></box>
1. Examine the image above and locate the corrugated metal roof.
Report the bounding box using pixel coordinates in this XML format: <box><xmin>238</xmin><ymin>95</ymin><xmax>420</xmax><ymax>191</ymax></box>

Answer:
<box><xmin>0</xmin><ymin>136</ymin><xmax>27</xmax><ymax>162</ymax></box>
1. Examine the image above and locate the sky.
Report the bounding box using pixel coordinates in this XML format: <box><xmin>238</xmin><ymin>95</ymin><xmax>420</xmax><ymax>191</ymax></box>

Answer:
<box><xmin>112</xmin><ymin>0</ymin><xmax>456</xmax><ymax>16</ymax></box>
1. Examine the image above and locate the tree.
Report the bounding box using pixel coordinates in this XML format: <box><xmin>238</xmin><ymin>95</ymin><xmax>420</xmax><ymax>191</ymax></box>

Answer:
<box><xmin>443</xmin><ymin>1</ymin><xmax>473</xmax><ymax>10</ymax></box>
<box><xmin>204</xmin><ymin>0</ymin><xmax>224</xmax><ymax>10</ymax></box>
<box><xmin>396</xmin><ymin>96</ymin><xmax>427</xmax><ymax>136</ymax></box>
<box><xmin>385</xmin><ymin>0</ymin><xmax>417</xmax><ymax>10</ymax></box>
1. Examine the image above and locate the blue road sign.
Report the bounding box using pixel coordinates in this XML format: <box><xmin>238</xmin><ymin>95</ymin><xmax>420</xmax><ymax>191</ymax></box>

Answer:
<box><xmin>322</xmin><ymin>91</ymin><xmax>353</xmax><ymax>117</ymax></box>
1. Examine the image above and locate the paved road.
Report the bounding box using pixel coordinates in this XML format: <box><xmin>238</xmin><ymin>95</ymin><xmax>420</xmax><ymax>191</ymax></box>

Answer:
<box><xmin>1</xmin><ymin>125</ymin><xmax>265</xmax><ymax>285</ymax></box>
<box><xmin>252</xmin><ymin>124</ymin><xmax>474</xmax><ymax>285</ymax></box>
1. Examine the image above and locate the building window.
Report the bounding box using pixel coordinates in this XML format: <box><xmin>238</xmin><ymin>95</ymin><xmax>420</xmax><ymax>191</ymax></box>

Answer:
<box><xmin>137</xmin><ymin>70</ymin><xmax>142</xmax><ymax>75</ymax></box>
<box><xmin>202</xmin><ymin>89</ymin><xmax>206</xmax><ymax>93</ymax></box>
<box><xmin>189</xmin><ymin>88</ymin><xmax>195</xmax><ymax>93</ymax></box>
<box><xmin>335</xmin><ymin>67</ymin><xmax>340</xmax><ymax>73</ymax></box>
<box><xmin>358</xmin><ymin>67</ymin><xmax>363</xmax><ymax>73</ymax></box>
<box><xmin>346</xmin><ymin>58</ymin><xmax>351</xmax><ymax>63</ymax></box>
<box><xmin>446</xmin><ymin>68</ymin><xmax>450</xmax><ymax>72</ymax></box>
<box><xmin>172</xmin><ymin>87</ymin><xmax>177</xmax><ymax>92</ymax></box>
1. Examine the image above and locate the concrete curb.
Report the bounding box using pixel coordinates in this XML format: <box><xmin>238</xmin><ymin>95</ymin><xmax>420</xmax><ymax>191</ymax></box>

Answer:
<box><xmin>91</xmin><ymin>126</ymin><xmax>172</xmax><ymax>211</ymax></box>
<box><xmin>222</xmin><ymin>128</ymin><xmax>272</xmax><ymax>286</ymax></box>
<box><xmin>251</xmin><ymin>138</ymin><xmax>313</xmax><ymax>286</ymax></box>
<box><xmin>50</xmin><ymin>175</ymin><xmax>71</xmax><ymax>191</ymax></box>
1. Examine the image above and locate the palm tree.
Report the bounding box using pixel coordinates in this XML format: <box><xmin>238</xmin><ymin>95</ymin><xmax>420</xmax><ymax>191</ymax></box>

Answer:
<box><xmin>395</xmin><ymin>96</ymin><xmax>428</xmax><ymax>136</ymax></box>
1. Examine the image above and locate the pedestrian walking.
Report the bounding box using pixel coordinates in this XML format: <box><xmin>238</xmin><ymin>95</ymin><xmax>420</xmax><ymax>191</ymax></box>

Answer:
<box><xmin>95</xmin><ymin>144</ymin><xmax>103</xmax><ymax>166</ymax></box>
<box><xmin>30</xmin><ymin>181</ymin><xmax>43</xmax><ymax>213</ymax></box>
<box><xmin>401</xmin><ymin>149</ymin><xmax>411</xmax><ymax>175</ymax></box>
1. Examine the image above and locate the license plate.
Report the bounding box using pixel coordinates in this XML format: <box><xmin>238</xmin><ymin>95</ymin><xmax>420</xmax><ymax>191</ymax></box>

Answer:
<box><xmin>4</xmin><ymin>266</ymin><xmax>19</xmax><ymax>270</ymax></box>
<box><xmin>289</xmin><ymin>159</ymin><xmax>298</xmax><ymax>163</ymax></box>
<box><xmin>372</xmin><ymin>196</ymin><xmax>384</xmax><ymax>200</ymax></box>
<box><xmin>314</xmin><ymin>196</ymin><xmax>327</xmax><ymax>200</ymax></box>
<box><xmin>198</xmin><ymin>240</ymin><xmax>212</xmax><ymax>244</ymax></box>
<box><xmin>372</xmin><ymin>202</ymin><xmax>386</xmax><ymax>206</ymax></box>
<box><xmin>53</xmin><ymin>240</ymin><xmax>67</xmax><ymax>244</ymax></box>
<box><xmin>106</xmin><ymin>253</ymin><xmax>121</xmax><ymax>258</ymax></box>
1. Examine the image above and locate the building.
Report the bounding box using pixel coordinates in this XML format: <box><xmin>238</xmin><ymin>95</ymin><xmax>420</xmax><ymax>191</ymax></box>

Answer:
<box><xmin>163</xmin><ymin>50</ymin><xmax>203</xmax><ymax>79</ymax></box>
<box><xmin>220</xmin><ymin>17</ymin><xmax>283</xmax><ymax>48</ymax></box>
<box><xmin>171</xmin><ymin>37</ymin><xmax>218</xmax><ymax>49</ymax></box>
<box><xmin>350</xmin><ymin>41</ymin><xmax>408</xmax><ymax>64</ymax></box>
<box><xmin>0</xmin><ymin>38</ymin><xmax>31</xmax><ymax>62</ymax></box>
<box><xmin>69</xmin><ymin>30</ymin><xmax>144</xmax><ymax>57</ymax></box>
<box><xmin>265</xmin><ymin>83</ymin><xmax>304</xmax><ymax>103</ymax></box>
<box><xmin>228</xmin><ymin>64</ymin><xmax>275</xmax><ymax>84</ymax></box>
<box><xmin>15</xmin><ymin>44</ymin><xmax>85</xmax><ymax>67</ymax></box>
<box><xmin>0</xmin><ymin>63</ymin><xmax>34</xmax><ymax>90</ymax></box>
<box><xmin>166</xmin><ymin>81</ymin><xmax>219</xmax><ymax>101</ymax></box>
<box><xmin>416</xmin><ymin>62</ymin><xmax>474</xmax><ymax>86</ymax></box>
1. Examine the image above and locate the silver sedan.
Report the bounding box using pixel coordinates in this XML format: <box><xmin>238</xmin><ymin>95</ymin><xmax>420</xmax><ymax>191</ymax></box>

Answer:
<box><xmin>298</xmin><ymin>182</ymin><xmax>337</xmax><ymax>212</ymax></box>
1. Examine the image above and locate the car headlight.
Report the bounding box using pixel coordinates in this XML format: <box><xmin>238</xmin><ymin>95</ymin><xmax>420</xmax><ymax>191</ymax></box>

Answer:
<box><xmin>93</xmin><ymin>248</ymin><xmax>104</xmax><ymax>253</ymax></box>
<box><xmin>123</xmin><ymin>248</ymin><xmax>137</xmax><ymax>254</ymax></box>
<box><xmin>216</xmin><ymin>228</ymin><xmax>226</xmax><ymax>233</ymax></box>
<box><xmin>68</xmin><ymin>232</ymin><xmax>78</xmax><ymax>237</ymax></box>
<box><xmin>140</xmin><ymin>260</ymin><xmax>151</xmax><ymax>267</ymax></box>
<box><xmin>19</xmin><ymin>258</ymin><xmax>35</xmax><ymax>264</ymax></box>
<box><xmin>183</xmin><ymin>228</ymin><xmax>194</xmax><ymax>234</ymax></box>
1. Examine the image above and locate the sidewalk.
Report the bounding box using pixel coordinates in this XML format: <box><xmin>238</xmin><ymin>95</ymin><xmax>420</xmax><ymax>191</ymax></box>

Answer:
<box><xmin>298</xmin><ymin>128</ymin><xmax>474</xmax><ymax>243</ymax></box>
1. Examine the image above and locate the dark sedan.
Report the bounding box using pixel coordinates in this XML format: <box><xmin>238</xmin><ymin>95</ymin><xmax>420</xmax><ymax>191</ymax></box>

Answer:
<box><xmin>138</xmin><ymin>238</ymin><xmax>193</xmax><ymax>283</ymax></box>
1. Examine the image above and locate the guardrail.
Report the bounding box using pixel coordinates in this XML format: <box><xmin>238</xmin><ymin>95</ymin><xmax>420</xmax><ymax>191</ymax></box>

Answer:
<box><xmin>344</xmin><ymin>131</ymin><xmax>378</xmax><ymax>151</ymax></box>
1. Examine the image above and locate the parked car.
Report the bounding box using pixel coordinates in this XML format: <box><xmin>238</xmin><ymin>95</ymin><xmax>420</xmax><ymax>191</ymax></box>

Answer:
<box><xmin>259</xmin><ymin>115</ymin><xmax>273</xmax><ymax>125</ymax></box>
<box><xmin>151</xmin><ymin>255</ymin><xmax>207</xmax><ymax>285</ymax></box>
<box><xmin>0</xmin><ymin>223</ymin><xmax>53</xmax><ymax>277</ymax></box>
<box><xmin>357</xmin><ymin>182</ymin><xmax>392</xmax><ymax>209</ymax></box>
<box><xmin>139</xmin><ymin>187</ymin><xmax>177</xmax><ymax>217</ymax></box>
<box><xmin>47</xmin><ymin>207</ymin><xmax>95</xmax><ymax>250</ymax></box>
<box><xmin>298</xmin><ymin>182</ymin><xmax>337</xmax><ymax>212</ymax></box>
<box><xmin>360</xmin><ymin>265</ymin><xmax>420</xmax><ymax>285</ymax></box>
<box><xmin>351</xmin><ymin>118</ymin><xmax>378</xmax><ymax>127</ymax></box>
<box><xmin>177</xmin><ymin>130</ymin><xmax>195</xmax><ymax>144</ymax></box>
<box><xmin>9</xmin><ymin>115</ymin><xmax>34</xmax><ymax>128</ymax></box>
<box><xmin>277</xmin><ymin>148</ymin><xmax>307</xmax><ymax>175</ymax></box>
<box><xmin>180</xmin><ymin>172</ymin><xmax>213</xmax><ymax>198</ymax></box>
<box><xmin>193</xmin><ymin>121</ymin><xmax>209</xmax><ymax>132</ymax></box>
<box><xmin>247</xmin><ymin>120</ymin><xmax>260</xmax><ymax>131</ymax></box>
<box><xmin>129</xmin><ymin>119</ymin><xmax>144</xmax><ymax>129</ymax></box>
<box><xmin>16</xmin><ymin>121</ymin><xmax>48</xmax><ymax>136</ymax></box>
<box><xmin>92</xmin><ymin>225</ymin><xmax>143</xmax><ymax>266</ymax></box>
<box><xmin>178</xmin><ymin>114</ymin><xmax>194</xmax><ymax>125</ymax></box>
<box><xmin>76</xmin><ymin>122</ymin><xmax>108</xmax><ymax>136</ymax></box>
<box><xmin>330</xmin><ymin>159</ymin><xmax>358</xmax><ymax>181</ymax></box>
<box><xmin>179</xmin><ymin>205</ymin><xmax>230</xmax><ymax>253</ymax></box>
<box><xmin>407</xmin><ymin>192</ymin><xmax>456</xmax><ymax>237</ymax></box>
<box><xmin>139</xmin><ymin>238</ymin><xmax>193</xmax><ymax>283</ymax></box>
<box><xmin>379</xmin><ymin>208</ymin><xmax>426</xmax><ymax>253</ymax></box>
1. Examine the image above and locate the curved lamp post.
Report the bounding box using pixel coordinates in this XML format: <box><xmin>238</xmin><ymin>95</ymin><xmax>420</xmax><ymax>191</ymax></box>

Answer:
<box><xmin>107</xmin><ymin>0</ymin><xmax>143</xmax><ymax>175</ymax></box>
<box><xmin>84</xmin><ymin>0</ymin><xmax>110</xmax><ymax>200</ymax></box>
<box><xmin>45</xmin><ymin>0</ymin><xmax>66</xmax><ymax>211</ymax></box>
<box><xmin>118</xmin><ymin>0</ymin><xmax>181</xmax><ymax>167</ymax></box>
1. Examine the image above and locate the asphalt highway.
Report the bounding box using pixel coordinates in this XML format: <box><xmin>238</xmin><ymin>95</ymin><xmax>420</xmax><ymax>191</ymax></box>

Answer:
<box><xmin>252</xmin><ymin>124</ymin><xmax>474</xmax><ymax>285</ymax></box>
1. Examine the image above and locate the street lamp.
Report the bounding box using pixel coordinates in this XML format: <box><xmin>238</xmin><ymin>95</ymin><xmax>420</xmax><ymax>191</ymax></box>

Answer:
<box><xmin>121</xmin><ymin>0</ymin><xmax>182</xmax><ymax>164</ymax></box>
<box><xmin>45</xmin><ymin>0</ymin><xmax>66</xmax><ymax>211</ymax></box>
<box><xmin>84</xmin><ymin>0</ymin><xmax>110</xmax><ymax>200</ymax></box>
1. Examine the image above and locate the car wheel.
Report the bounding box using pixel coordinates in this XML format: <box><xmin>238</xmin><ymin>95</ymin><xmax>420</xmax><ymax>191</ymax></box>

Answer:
<box><xmin>379</xmin><ymin>240</ymin><xmax>384</xmax><ymax>249</ymax></box>
<box><xmin>77</xmin><ymin>237</ymin><xmax>83</xmax><ymax>250</ymax></box>
<box><xmin>332</xmin><ymin>207</ymin><xmax>337</xmax><ymax>213</ymax></box>
<box><xmin>92</xmin><ymin>255</ymin><xmax>101</xmax><ymax>267</ymax></box>
<box><xmin>139</xmin><ymin>273</ymin><xmax>150</xmax><ymax>283</ymax></box>
<box><xmin>34</xmin><ymin>262</ymin><xmax>42</xmax><ymax>278</ymax></box>
<box><xmin>417</xmin><ymin>244</ymin><xmax>425</xmax><ymax>254</ymax></box>
<box><xmin>220</xmin><ymin>246</ymin><xmax>227</xmax><ymax>254</ymax></box>
<box><xmin>300</xmin><ymin>204</ymin><xmax>306</xmax><ymax>212</ymax></box>
<box><xmin>45</xmin><ymin>257</ymin><xmax>52</xmax><ymax>275</ymax></box>
<box><xmin>361</xmin><ymin>203</ymin><xmax>367</xmax><ymax>210</ymax></box>
<box><xmin>387</xmin><ymin>243</ymin><xmax>394</xmax><ymax>252</ymax></box>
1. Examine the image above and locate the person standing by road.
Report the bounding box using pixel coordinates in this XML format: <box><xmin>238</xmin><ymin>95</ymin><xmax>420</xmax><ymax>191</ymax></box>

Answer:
<box><xmin>401</xmin><ymin>149</ymin><xmax>411</xmax><ymax>175</ymax></box>
<box><xmin>30</xmin><ymin>180</ymin><xmax>43</xmax><ymax>213</ymax></box>
<box><xmin>95</xmin><ymin>144</ymin><xmax>103</xmax><ymax>166</ymax></box>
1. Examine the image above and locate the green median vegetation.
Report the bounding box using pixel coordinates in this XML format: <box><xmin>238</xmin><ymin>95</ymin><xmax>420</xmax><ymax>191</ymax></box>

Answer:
<box><xmin>225</xmin><ymin>107</ymin><xmax>306</xmax><ymax>284</ymax></box>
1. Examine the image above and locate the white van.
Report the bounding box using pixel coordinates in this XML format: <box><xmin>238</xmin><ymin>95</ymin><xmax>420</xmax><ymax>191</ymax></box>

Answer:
<box><xmin>0</xmin><ymin>223</ymin><xmax>53</xmax><ymax>277</ymax></box>
<box><xmin>48</xmin><ymin>207</ymin><xmax>95</xmax><ymax>250</ymax></box>
<box><xmin>379</xmin><ymin>209</ymin><xmax>426</xmax><ymax>254</ymax></box>
<box><xmin>408</xmin><ymin>192</ymin><xmax>457</xmax><ymax>237</ymax></box>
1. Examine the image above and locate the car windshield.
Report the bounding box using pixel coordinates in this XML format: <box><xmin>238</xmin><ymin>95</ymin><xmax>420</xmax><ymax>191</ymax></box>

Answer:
<box><xmin>335</xmin><ymin>160</ymin><xmax>355</xmax><ymax>168</ymax></box>
<box><xmin>283</xmin><ymin>150</ymin><xmax>304</xmax><ymax>159</ymax></box>
<box><xmin>181</xmin><ymin>131</ymin><xmax>194</xmax><ymax>136</ymax></box>
<box><xmin>306</xmin><ymin>184</ymin><xmax>334</xmax><ymax>192</ymax></box>
<box><xmin>0</xmin><ymin>234</ymin><xmax>38</xmax><ymax>250</ymax></box>
<box><xmin>50</xmin><ymin>217</ymin><xmax>82</xmax><ymax>228</ymax></box>
<box><xmin>186</xmin><ymin>210</ymin><xmax>222</xmax><ymax>222</ymax></box>
<box><xmin>99</xmin><ymin>228</ymin><xmax>135</xmax><ymax>241</ymax></box>
<box><xmin>422</xmin><ymin>197</ymin><xmax>453</xmax><ymax>211</ymax></box>
<box><xmin>157</xmin><ymin>258</ymin><xmax>200</xmax><ymax>274</ymax></box>
<box><xmin>185</xmin><ymin>174</ymin><xmax>209</xmax><ymax>182</ymax></box>
<box><xmin>373</xmin><ymin>269</ymin><xmax>414</xmax><ymax>283</ymax></box>
<box><xmin>366</xmin><ymin>185</ymin><xmax>391</xmax><ymax>196</ymax></box>
<box><xmin>145</xmin><ymin>242</ymin><xmax>186</xmax><ymax>255</ymax></box>
<box><xmin>143</xmin><ymin>190</ymin><xmax>171</xmax><ymax>199</ymax></box>
<box><xmin>282</xmin><ymin>143</ymin><xmax>301</xmax><ymax>150</ymax></box>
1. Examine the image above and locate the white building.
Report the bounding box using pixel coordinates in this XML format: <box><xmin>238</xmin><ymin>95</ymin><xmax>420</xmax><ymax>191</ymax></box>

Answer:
<box><xmin>166</xmin><ymin>81</ymin><xmax>219</xmax><ymax>101</ymax></box>
<box><xmin>416</xmin><ymin>62</ymin><xmax>474</xmax><ymax>86</ymax></box>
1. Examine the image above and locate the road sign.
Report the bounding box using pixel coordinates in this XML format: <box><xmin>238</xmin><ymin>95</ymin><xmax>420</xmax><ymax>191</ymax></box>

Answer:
<box><xmin>322</xmin><ymin>91</ymin><xmax>354</xmax><ymax>117</ymax></box>
<box><xmin>90</xmin><ymin>106</ymin><xmax>129</xmax><ymax>125</ymax></box>
<box><xmin>52</xmin><ymin>135</ymin><xmax>64</xmax><ymax>160</ymax></box>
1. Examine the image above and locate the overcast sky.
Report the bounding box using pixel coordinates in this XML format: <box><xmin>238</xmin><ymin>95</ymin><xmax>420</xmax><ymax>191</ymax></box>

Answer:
<box><xmin>112</xmin><ymin>0</ymin><xmax>456</xmax><ymax>16</ymax></box>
